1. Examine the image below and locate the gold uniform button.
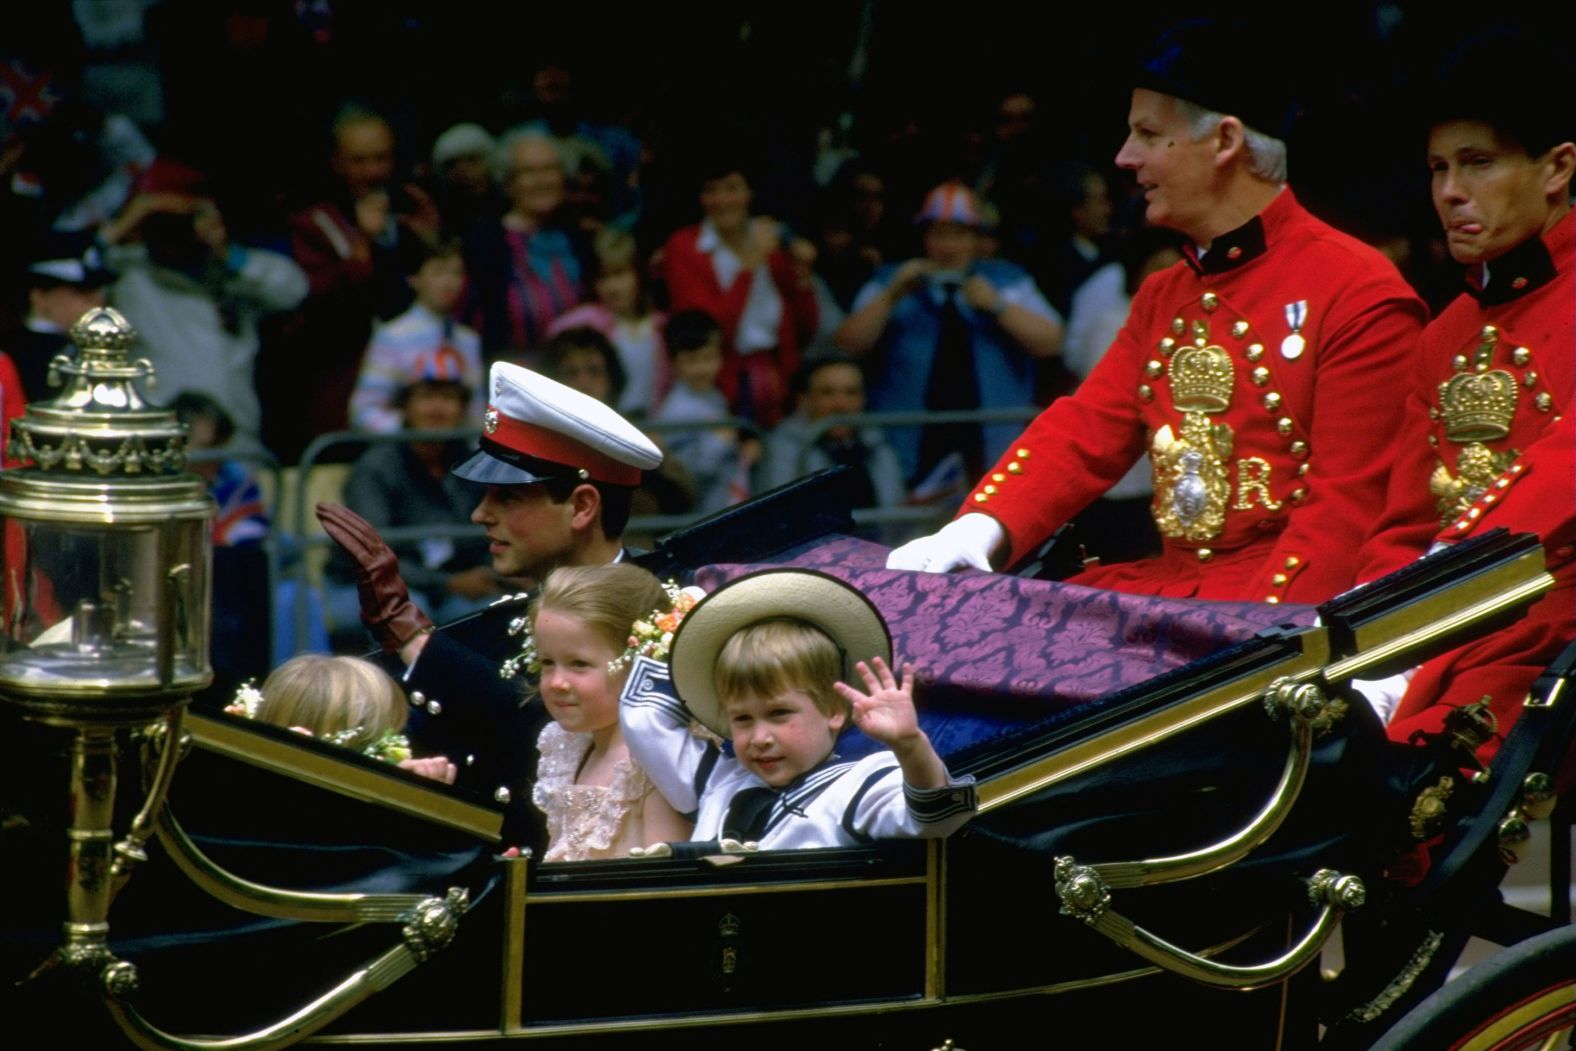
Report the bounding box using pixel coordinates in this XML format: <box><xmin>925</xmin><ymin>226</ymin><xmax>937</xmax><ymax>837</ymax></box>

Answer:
<box><xmin>1512</xmin><ymin>347</ymin><xmax>1531</xmax><ymax>366</ymax></box>
<box><xmin>1159</xmin><ymin>337</ymin><xmax>1176</xmax><ymax>355</ymax></box>
<box><xmin>1452</xmin><ymin>354</ymin><xmax>1469</xmax><ymax>372</ymax></box>
<box><xmin>1480</xmin><ymin>325</ymin><xmax>1498</xmax><ymax>342</ymax></box>
<box><xmin>974</xmin><ymin>492</ymin><xmax>990</xmax><ymax>503</ymax></box>
<box><xmin>1297</xmin><ymin>463</ymin><xmax>1310</xmax><ymax>476</ymax></box>
<box><xmin>1232</xmin><ymin>320</ymin><xmax>1250</xmax><ymax>338</ymax></box>
<box><xmin>1251</xmin><ymin>367</ymin><xmax>1270</xmax><ymax>387</ymax></box>
<box><xmin>1263</xmin><ymin>392</ymin><xmax>1282</xmax><ymax>412</ymax></box>
<box><xmin>1284</xmin><ymin>556</ymin><xmax>1299</xmax><ymax>569</ymax></box>
<box><xmin>983</xmin><ymin>485</ymin><xmax>998</xmax><ymax>495</ymax></box>
<box><xmin>1272</xmin><ymin>573</ymin><xmax>1288</xmax><ymax>586</ymax></box>
<box><xmin>1277</xmin><ymin>417</ymin><xmax>1294</xmax><ymax>436</ymax></box>
<box><xmin>1265</xmin><ymin>596</ymin><xmax>1281</xmax><ymax>604</ymax></box>
<box><xmin>1289</xmin><ymin>440</ymin><xmax>1309</xmax><ymax>459</ymax></box>
<box><xmin>1455</xmin><ymin>521</ymin><xmax>1470</xmax><ymax>531</ymax></box>
<box><xmin>1016</xmin><ymin>448</ymin><xmax>1031</xmax><ymax>459</ymax></box>
<box><xmin>1494</xmin><ymin>478</ymin><xmax>1509</xmax><ymax>488</ymax></box>
<box><xmin>1246</xmin><ymin>343</ymin><xmax>1265</xmax><ymax>362</ymax></box>
<box><xmin>1197</xmin><ymin>548</ymin><xmax>1213</xmax><ymax>562</ymax></box>
<box><xmin>1172</xmin><ymin>317</ymin><xmax>1186</xmax><ymax>335</ymax></box>
<box><xmin>1201</xmin><ymin>292</ymin><xmax>1219</xmax><ymax>312</ymax></box>
<box><xmin>1139</xmin><ymin>384</ymin><xmax>1154</xmax><ymax>401</ymax></box>
<box><xmin>1523</xmin><ymin>371</ymin><xmax>1538</xmax><ymax>388</ymax></box>
<box><xmin>1145</xmin><ymin>360</ymin><xmax>1164</xmax><ymax>378</ymax></box>
<box><xmin>1007</xmin><ymin>461</ymin><xmax>1023</xmax><ymax>474</ymax></box>
<box><xmin>1536</xmin><ymin>392</ymin><xmax>1553</xmax><ymax>412</ymax></box>
<box><xmin>1290</xmin><ymin>487</ymin><xmax>1307</xmax><ymax>503</ymax></box>
<box><xmin>992</xmin><ymin>473</ymin><xmax>1006</xmax><ymax>483</ymax></box>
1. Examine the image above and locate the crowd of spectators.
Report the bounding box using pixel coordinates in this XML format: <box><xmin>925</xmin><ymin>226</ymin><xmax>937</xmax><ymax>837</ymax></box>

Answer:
<box><xmin>0</xmin><ymin>3</ymin><xmax>1523</xmax><ymax>673</ymax></box>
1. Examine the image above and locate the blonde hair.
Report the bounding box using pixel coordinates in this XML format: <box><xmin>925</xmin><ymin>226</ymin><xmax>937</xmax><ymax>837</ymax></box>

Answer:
<box><xmin>531</xmin><ymin>562</ymin><xmax>668</xmax><ymax>658</ymax></box>
<box><xmin>715</xmin><ymin>618</ymin><xmax>847</xmax><ymax>719</ymax></box>
<box><xmin>256</xmin><ymin>654</ymin><xmax>407</xmax><ymax>749</ymax></box>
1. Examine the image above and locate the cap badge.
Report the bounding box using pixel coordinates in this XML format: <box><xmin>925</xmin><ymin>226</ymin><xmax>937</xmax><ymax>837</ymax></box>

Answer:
<box><xmin>483</xmin><ymin>407</ymin><xmax>499</xmax><ymax>434</ymax></box>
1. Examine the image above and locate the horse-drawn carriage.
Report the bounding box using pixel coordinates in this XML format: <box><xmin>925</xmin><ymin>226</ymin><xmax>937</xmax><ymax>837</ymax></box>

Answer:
<box><xmin>1</xmin><ymin>312</ymin><xmax>1571</xmax><ymax>1049</ymax></box>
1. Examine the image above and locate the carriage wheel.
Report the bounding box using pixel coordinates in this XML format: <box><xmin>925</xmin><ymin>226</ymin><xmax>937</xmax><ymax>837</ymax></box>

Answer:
<box><xmin>1369</xmin><ymin>925</ymin><xmax>1576</xmax><ymax>1051</ymax></box>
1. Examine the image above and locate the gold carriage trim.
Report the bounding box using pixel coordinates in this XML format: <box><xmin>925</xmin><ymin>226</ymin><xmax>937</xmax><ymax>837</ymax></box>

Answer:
<box><xmin>1429</xmin><ymin>444</ymin><xmax>1518</xmax><ymax>526</ymax></box>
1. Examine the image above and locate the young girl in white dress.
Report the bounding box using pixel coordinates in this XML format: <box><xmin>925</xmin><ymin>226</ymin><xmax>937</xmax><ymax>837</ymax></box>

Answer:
<box><xmin>527</xmin><ymin>562</ymin><xmax>694</xmax><ymax>861</ymax></box>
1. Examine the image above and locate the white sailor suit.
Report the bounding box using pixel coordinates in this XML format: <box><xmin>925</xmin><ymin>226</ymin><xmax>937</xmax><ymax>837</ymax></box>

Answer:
<box><xmin>620</xmin><ymin>657</ymin><xmax>977</xmax><ymax>848</ymax></box>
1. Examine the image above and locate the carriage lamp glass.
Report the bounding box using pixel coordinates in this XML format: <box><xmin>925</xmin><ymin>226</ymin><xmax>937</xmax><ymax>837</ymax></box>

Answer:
<box><xmin>0</xmin><ymin>307</ymin><xmax>213</xmax><ymax>714</ymax></box>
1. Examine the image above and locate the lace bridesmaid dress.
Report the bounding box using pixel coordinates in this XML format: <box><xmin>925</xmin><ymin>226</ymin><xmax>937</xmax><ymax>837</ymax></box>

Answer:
<box><xmin>532</xmin><ymin>722</ymin><xmax>656</xmax><ymax>862</ymax></box>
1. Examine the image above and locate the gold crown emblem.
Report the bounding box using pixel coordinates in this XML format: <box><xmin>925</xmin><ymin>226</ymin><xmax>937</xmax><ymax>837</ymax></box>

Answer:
<box><xmin>1168</xmin><ymin>343</ymin><xmax>1235</xmax><ymax>414</ymax></box>
<box><xmin>1440</xmin><ymin>369</ymin><xmax>1517</xmax><ymax>442</ymax></box>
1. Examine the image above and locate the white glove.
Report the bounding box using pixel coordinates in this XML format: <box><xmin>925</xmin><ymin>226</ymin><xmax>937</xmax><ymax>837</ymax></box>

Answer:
<box><xmin>1347</xmin><ymin>669</ymin><xmax>1416</xmax><ymax>725</ymax></box>
<box><xmin>886</xmin><ymin>513</ymin><xmax>1005</xmax><ymax>573</ymax></box>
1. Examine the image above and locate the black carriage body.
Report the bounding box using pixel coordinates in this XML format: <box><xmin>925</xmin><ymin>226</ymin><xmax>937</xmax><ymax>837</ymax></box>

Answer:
<box><xmin>0</xmin><ymin>530</ymin><xmax>1558</xmax><ymax>1048</ymax></box>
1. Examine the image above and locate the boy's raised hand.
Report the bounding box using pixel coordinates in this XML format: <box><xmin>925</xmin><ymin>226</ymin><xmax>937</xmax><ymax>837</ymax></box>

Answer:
<box><xmin>836</xmin><ymin>657</ymin><xmax>920</xmax><ymax>745</ymax></box>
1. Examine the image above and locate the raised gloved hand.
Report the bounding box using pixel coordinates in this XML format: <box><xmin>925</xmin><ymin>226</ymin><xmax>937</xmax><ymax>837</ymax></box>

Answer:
<box><xmin>885</xmin><ymin>513</ymin><xmax>1005</xmax><ymax>573</ymax></box>
<box><xmin>315</xmin><ymin>502</ymin><xmax>433</xmax><ymax>651</ymax></box>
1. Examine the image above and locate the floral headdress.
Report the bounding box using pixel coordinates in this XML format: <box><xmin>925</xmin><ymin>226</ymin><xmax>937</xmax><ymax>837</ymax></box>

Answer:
<box><xmin>225</xmin><ymin>680</ymin><xmax>413</xmax><ymax>765</ymax></box>
<box><xmin>499</xmin><ymin>580</ymin><xmax>700</xmax><ymax>681</ymax></box>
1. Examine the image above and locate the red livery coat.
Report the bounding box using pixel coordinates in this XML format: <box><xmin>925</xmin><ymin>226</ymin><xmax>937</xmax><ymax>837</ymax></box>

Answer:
<box><xmin>1359</xmin><ymin>211</ymin><xmax>1575</xmax><ymax>765</ymax></box>
<box><xmin>960</xmin><ymin>190</ymin><xmax>1427</xmax><ymax>604</ymax></box>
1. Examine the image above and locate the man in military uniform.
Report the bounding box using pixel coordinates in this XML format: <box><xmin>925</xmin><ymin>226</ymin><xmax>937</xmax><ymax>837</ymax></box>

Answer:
<box><xmin>890</xmin><ymin>21</ymin><xmax>1428</xmax><ymax>606</ymax></box>
<box><xmin>1355</xmin><ymin>33</ymin><xmax>1574</xmax><ymax>765</ymax></box>
<box><xmin>319</xmin><ymin>362</ymin><xmax>661</xmax><ymax>847</ymax></box>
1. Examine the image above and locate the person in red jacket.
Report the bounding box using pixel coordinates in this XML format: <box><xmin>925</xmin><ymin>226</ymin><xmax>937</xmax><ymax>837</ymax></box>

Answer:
<box><xmin>658</xmin><ymin>151</ymin><xmax>818</xmax><ymax>428</ymax></box>
<box><xmin>1354</xmin><ymin>32</ymin><xmax>1574</xmax><ymax>767</ymax></box>
<box><xmin>889</xmin><ymin>20</ymin><xmax>1427</xmax><ymax>606</ymax></box>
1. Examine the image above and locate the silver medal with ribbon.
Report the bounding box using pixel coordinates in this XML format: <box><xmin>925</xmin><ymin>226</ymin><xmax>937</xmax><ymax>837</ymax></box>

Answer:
<box><xmin>1281</xmin><ymin>300</ymin><xmax>1307</xmax><ymax>360</ymax></box>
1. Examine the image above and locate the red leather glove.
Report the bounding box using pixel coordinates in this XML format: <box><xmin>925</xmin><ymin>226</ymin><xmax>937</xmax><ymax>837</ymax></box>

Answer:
<box><xmin>314</xmin><ymin>502</ymin><xmax>433</xmax><ymax>651</ymax></box>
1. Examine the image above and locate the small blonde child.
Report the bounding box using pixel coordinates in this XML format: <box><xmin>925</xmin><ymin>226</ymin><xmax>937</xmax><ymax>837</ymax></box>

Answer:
<box><xmin>241</xmin><ymin>654</ymin><xmax>457</xmax><ymax>783</ymax></box>
<box><xmin>526</xmin><ymin>562</ymin><xmax>694</xmax><ymax>862</ymax></box>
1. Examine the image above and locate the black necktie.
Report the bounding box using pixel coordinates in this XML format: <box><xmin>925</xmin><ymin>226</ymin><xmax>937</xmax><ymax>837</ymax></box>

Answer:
<box><xmin>722</xmin><ymin>786</ymin><xmax>777</xmax><ymax>842</ymax></box>
<box><xmin>918</xmin><ymin>284</ymin><xmax>983</xmax><ymax>480</ymax></box>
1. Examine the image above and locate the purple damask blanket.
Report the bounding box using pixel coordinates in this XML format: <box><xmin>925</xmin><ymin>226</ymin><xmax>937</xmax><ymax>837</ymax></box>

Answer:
<box><xmin>693</xmin><ymin>536</ymin><xmax>1315</xmax><ymax>759</ymax></box>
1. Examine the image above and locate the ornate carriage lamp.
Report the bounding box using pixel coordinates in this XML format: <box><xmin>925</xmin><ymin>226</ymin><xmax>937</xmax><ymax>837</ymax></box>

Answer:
<box><xmin>0</xmin><ymin>306</ymin><xmax>213</xmax><ymax>985</ymax></box>
<box><xmin>2</xmin><ymin>307</ymin><xmax>471</xmax><ymax>1051</ymax></box>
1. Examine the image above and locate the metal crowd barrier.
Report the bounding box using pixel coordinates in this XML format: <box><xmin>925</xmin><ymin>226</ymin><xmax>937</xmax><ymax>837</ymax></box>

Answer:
<box><xmin>186</xmin><ymin>442</ymin><xmax>287</xmax><ymax>665</ymax></box>
<box><xmin>252</xmin><ymin>406</ymin><xmax>1042</xmax><ymax>655</ymax></box>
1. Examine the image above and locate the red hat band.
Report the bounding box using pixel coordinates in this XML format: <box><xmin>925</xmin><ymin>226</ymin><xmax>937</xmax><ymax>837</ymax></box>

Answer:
<box><xmin>483</xmin><ymin>407</ymin><xmax>643</xmax><ymax>486</ymax></box>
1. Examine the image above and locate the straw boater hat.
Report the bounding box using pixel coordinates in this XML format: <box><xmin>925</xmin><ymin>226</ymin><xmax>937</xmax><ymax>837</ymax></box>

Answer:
<box><xmin>452</xmin><ymin>361</ymin><xmax>661</xmax><ymax>486</ymax></box>
<box><xmin>668</xmin><ymin>569</ymin><xmax>892</xmax><ymax>736</ymax></box>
